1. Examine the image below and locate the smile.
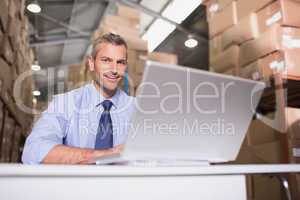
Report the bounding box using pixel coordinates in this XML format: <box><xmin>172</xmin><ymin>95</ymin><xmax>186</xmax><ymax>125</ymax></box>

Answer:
<box><xmin>104</xmin><ymin>74</ymin><xmax>119</xmax><ymax>82</ymax></box>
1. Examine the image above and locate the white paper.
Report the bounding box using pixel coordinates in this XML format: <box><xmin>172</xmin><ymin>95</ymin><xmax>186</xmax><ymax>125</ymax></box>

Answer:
<box><xmin>282</xmin><ymin>34</ymin><xmax>300</xmax><ymax>49</ymax></box>
<box><xmin>266</xmin><ymin>11</ymin><xmax>282</xmax><ymax>27</ymax></box>
<box><xmin>209</xmin><ymin>3</ymin><xmax>219</xmax><ymax>13</ymax></box>
<box><xmin>269</xmin><ymin>61</ymin><xmax>285</xmax><ymax>72</ymax></box>
<box><xmin>293</xmin><ymin>148</ymin><xmax>300</xmax><ymax>157</ymax></box>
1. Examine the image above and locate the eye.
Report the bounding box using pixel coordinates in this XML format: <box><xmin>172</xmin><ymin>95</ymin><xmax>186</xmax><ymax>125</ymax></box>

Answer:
<box><xmin>117</xmin><ymin>60</ymin><xmax>127</xmax><ymax>65</ymax></box>
<box><xmin>101</xmin><ymin>58</ymin><xmax>110</xmax><ymax>63</ymax></box>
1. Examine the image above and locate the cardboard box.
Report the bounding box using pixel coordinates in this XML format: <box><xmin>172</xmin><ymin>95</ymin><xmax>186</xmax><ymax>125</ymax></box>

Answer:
<box><xmin>210</xmin><ymin>45</ymin><xmax>239</xmax><ymax>73</ymax></box>
<box><xmin>239</xmin><ymin>59</ymin><xmax>263</xmax><ymax>80</ymax></box>
<box><xmin>0</xmin><ymin>58</ymin><xmax>13</xmax><ymax>92</ymax></box>
<box><xmin>236</xmin><ymin>0</ymin><xmax>276</xmax><ymax>19</ymax></box>
<box><xmin>7</xmin><ymin>16</ymin><xmax>21</xmax><ymax>51</ymax></box>
<box><xmin>0</xmin><ymin>110</ymin><xmax>15</xmax><ymax>162</ymax></box>
<box><xmin>117</xmin><ymin>4</ymin><xmax>140</xmax><ymax>21</ymax></box>
<box><xmin>98</xmin><ymin>25</ymin><xmax>148</xmax><ymax>51</ymax></box>
<box><xmin>286</xmin><ymin>107</ymin><xmax>300</xmax><ymax>139</ymax></box>
<box><xmin>0</xmin><ymin>100</ymin><xmax>4</xmax><ymax>150</ymax></box>
<box><xmin>0</xmin><ymin>0</ymin><xmax>9</xmax><ymax>31</ymax></box>
<box><xmin>100</xmin><ymin>23</ymin><xmax>140</xmax><ymax>39</ymax></box>
<box><xmin>206</xmin><ymin>0</ymin><xmax>235</xmax><ymax>21</ymax></box>
<box><xmin>247</xmin><ymin>119</ymin><xmax>279</xmax><ymax>146</ymax></box>
<box><xmin>208</xmin><ymin>1</ymin><xmax>238</xmax><ymax>38</ymax></box>
<box><xmin>234</xmin><ymin>140</ymin><xmax>284</xmax><ymax>164</ymax></box>
<box><xmin>288</xmin><ymin>139</ymin><xmax>300</xmax><ymax>163</ymax></box>
<box><xmin>257</xmin><ymin>0</ymin><xmax>300</xmax><ymax>35</ymax></box>
<box><xmin>223</xmin><ymin>67</ymin><xmax>238</xmax><ymax>76</ymax></box>
<box><xmin>147</xmin><ymin>52</ymin><xmax>178</xmax><ymax>65</ymax></box>
<box><xmin>102</xmin><ymin>15</ymin><xmax>139</xmax><ymax>30</ymax></box>
<box><xmin>209</xmin><ymin>35</ymin><xmax>223</xmax><ymax>62</ymax></box>
<box><xmin>259</xmin><ymin>50</ymin><xmax>300</xmax><ymax>80</ymax></box>
<box><xmin>289</xmin><ymin>174</ymin><xmax>300</xmax><ymax>200</ymax></box>
<box><xmin>239</xmin><ymin>25</ymin><xmax>300</xmax><ymax>67</ymax></box>
<box><xmin>221</xmin><ymin>13</ymin><xmax>259</xmax><ymax>49</ymax></box>
<box><xmin>251</xmin><ymin>140</ymin><xmax>285</xmax><ymax>163</ymax></box>
<box><xmin>8</xmin><ymin>0</ymin><xmax>17</xmax><ymax>19</ymax></box>
<box><xmin>10</xmin><ymin>125</ymin><xmax>22</xmax><ymax>162</ymax></box>
<box><xmin>251</xmin><ymin>175</ymin><xmax>282</xmax><ymax>200</ymax></box>
<box><xmin>0</xmin><ymin>35</ymin><xmax>14</xmax><ymax>65</ymax></box>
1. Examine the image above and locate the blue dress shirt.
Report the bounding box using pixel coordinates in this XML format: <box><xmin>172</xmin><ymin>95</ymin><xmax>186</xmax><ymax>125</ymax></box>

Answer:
<box><xmin>22</xmin><ymin>83</ymin><xmax>136</xmax><ymax>164</ymax></box>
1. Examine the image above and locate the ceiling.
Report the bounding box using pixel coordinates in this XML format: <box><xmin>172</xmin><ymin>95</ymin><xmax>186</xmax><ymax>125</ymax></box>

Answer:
<box><xmin>25</xmin><ymin>0</ymin><xmax>208</xmax><ymax>101</ymax></box>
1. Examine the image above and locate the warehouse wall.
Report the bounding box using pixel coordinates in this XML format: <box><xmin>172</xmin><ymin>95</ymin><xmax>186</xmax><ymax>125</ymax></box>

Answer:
<box><xmin>0</xmin><ymin>0</ymin><xmax>34</xmax><ymax>163</ymax></box>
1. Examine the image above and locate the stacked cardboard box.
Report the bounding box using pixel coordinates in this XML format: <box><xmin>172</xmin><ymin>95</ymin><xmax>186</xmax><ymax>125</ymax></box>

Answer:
<box><xmin>0</xmin><ymin>0</ymin><xmax>33</xmax><ymax>162</ymax></box>
<box><xmin>205</xmin><ymin>0</ymin><xmax>300</xmax><ymax>199</ymax></box>
<box><xmin>282</xmin><ymin>107</ymin><xmax>300</xmax><ymax>199</ymax></box>
<box><xmin>206</xmin><ymin>0</ymin><xmax>300</xmax><ymax>80</ymax></box>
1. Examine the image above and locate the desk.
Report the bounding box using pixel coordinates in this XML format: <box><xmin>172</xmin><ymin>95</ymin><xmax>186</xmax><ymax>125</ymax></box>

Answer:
<box><xmin>0</xmin><ymin>164</ymin><xmax>299</xmax><ymax>200</ymax></box>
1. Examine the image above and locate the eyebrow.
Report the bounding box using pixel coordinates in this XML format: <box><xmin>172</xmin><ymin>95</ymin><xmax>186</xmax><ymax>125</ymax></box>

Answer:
<box><xmin>99</xmin><ymin>56</ymin><xmax>127</xmax><ymax>62</ymax></box>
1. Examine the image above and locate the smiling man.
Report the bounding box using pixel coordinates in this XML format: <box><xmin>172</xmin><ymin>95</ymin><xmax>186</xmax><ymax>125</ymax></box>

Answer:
<box><xmin>22</xmin><ymin>33</ymin><xmax>135</xmax><ymax>164</ymax></box>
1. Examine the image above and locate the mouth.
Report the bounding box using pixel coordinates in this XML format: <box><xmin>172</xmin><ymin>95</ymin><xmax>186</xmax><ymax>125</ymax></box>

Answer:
<box><xmin>103</xmin><ymin>73</ymin><xmax>120</xmax><ymax>82</ymax></box>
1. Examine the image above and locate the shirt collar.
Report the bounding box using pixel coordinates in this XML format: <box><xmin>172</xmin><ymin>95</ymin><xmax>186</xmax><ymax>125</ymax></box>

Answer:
<box><xmin>89</xmin><ymin>82</ymin><xmax>120</xmax><ymax>110</ymax></box>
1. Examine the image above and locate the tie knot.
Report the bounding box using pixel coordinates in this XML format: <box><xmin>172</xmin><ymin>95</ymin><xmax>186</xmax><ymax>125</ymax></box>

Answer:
<box><xmin>102</xmin><ymin>100</ymin><xmax>113</xmax><ymax>111</ymax></box>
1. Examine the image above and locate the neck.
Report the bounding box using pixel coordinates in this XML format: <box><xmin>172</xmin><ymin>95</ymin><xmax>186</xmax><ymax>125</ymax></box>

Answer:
<box><xmin>93</xmin><ymin>81</ymin><xmax>116</xmax><ymax>99</ymax></box>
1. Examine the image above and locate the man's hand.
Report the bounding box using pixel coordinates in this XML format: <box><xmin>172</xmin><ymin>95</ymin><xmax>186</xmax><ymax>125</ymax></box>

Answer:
<box><xmin>42</xmin><ymin>144</ymin><xmax>125</xmax><ymax>165</ymax></box>
<box><xmin>93</xmin><ymin>144</ymin><xmax>124</xmax><ymax>158</ymax></box>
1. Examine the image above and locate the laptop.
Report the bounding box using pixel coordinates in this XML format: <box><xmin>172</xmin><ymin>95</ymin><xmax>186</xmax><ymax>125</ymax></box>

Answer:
<box><xmin>95</xmin><ymin>61</ymin><xmax>266</xmax><ymax>166</ymax></box>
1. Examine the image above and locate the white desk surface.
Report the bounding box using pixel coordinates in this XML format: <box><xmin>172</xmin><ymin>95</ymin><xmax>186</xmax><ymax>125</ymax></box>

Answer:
<box><xmin>0</xmin><ymin>164</ymin><xmax>299</xmax><ymax>177</ymax></box>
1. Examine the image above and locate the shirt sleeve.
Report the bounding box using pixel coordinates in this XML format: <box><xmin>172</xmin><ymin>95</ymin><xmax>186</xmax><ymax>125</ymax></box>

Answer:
<box><xmin>22</xmin><ymin>96</ymin><xmax>69</xmax><ymax>164</ymax></box>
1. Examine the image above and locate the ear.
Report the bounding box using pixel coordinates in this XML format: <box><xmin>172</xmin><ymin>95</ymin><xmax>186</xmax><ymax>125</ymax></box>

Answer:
<box><xmin>87</xmin><ymin>56</ymin><xmax>95</xmax><ymax>71</ymax></box>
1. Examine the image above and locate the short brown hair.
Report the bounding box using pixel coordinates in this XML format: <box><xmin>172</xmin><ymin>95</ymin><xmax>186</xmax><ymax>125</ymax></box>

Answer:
<box><xmin>91</xmin><ymin>33</ymin><xmax>128</xmax><ymax>58</ymax></box>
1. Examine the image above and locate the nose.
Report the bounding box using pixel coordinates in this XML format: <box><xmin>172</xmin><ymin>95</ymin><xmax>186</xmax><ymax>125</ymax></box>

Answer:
<box><xmin>110</xmin><ymin>61</ymin><xmax>118</xmax><ymax>73</ymax></box>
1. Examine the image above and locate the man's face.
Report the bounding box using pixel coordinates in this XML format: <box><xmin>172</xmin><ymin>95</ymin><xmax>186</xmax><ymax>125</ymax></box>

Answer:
<box><xmin>89</xmin><ymin>42</ymin><xmax>127</xmax><ymax>93</ymax></box>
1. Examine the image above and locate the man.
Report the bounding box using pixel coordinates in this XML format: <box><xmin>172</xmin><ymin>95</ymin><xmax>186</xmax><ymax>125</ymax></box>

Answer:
<box><xmin>22</xmin><ymin>33</ymin><xmax>135</xmax><ymax>164</ymax></box>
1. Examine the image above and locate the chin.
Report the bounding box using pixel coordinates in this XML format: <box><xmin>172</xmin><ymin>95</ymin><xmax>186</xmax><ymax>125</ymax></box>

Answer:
<box><xmin>103</xmin><ymin>82</ymin><xmax>119</xmax><ymax>92</ymax></box>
